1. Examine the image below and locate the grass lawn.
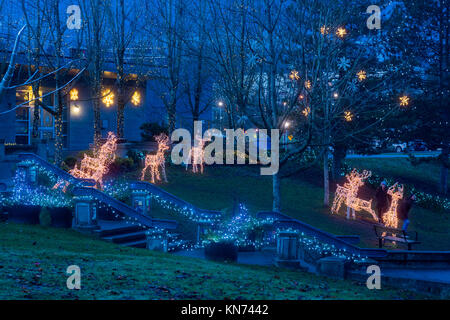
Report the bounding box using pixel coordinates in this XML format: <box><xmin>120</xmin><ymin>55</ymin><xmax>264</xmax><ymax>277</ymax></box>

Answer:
<box><xmin>0</xmin><ymin>222</ymin><xmax>427</xmax><ymax>300</ymax></box>
<box><xmin>133</xmin><ymin>165</ymin><xmax>450</xmax><ymax>251</ymax></box>
<box><xmin>346</xmin><ymin>157</ymin><xmax>447</xmax><ymax>195</ymax></box>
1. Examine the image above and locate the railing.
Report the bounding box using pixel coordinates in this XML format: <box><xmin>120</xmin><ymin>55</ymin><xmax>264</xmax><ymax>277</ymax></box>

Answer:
<box><xmin>257</xmin><ymin>211</ymin><xmax>388</xmax><ymax>258</ymax></box>
<box><xmin>73</xmin><ymin>186</ymin><xmax>178</xmax><ymax>230</ymax></box>
<box><xmin>130</xmin><ymin>181</ymin><xmax>222</xmax><ymax>224</ymax></box>
<box><xmin>17</xmin><ymin>153</ymin><xmax>95</xmax><ymax>187</ymax></box>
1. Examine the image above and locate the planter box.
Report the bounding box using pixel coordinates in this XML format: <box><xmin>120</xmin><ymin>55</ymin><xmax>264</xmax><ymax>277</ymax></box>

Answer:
<box><xmin>5</xmin><ymin>205</ymin><xmax>41</xmax><ymax>224</ymax></box>
<box><xmin>48</xmin><ymin>207</ymin><xmax>73</xmax><ymax>228</ymax></box>
<box><xmin>205</xmin><ymin>241</ymin><xmax>238</xmax><ymax>262</ymax></box>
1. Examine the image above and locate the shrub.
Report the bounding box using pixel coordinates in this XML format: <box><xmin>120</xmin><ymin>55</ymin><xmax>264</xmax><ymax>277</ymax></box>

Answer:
<box><xmin>126</xmin><ymin>149</ymin><xmax>144</xmax><ymax>164</ymax></box>
<box><xmin>108</xmin><ymin>157</ymin><xmax>135</xmax><ymax>175</ymax></box>
<box><xmin>140</xmin><ymin>122</ymin><xmax>169</xmax><ymax>141</ymax></box>
<box><xmin>39</xmin><ymin>207</ymin><xmax>52</xmax><ymax>227</ymax></box>
<box><xmin>63</xmin><ymin>156</ymin><xmax>77</xmax><ymax>168</ymax></box>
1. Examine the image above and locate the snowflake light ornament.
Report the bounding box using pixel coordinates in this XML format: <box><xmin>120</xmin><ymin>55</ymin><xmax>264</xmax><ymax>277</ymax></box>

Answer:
<box><xmin>338</xmin><ymin>57</ymin><xmax>351</xmax><ymax>71</ymax></box>
<box><xmin>348</xmin><ymin>79</ymin><xmax>358</xmax><ymax>93</ymax></box>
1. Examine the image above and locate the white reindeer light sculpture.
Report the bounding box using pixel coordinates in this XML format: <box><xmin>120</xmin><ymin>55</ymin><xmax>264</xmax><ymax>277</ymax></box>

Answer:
<box><xmin>186</xmin><ymin>138</ymin><xmax>205</xmax><ymax>174</ymax></box>
<box><xmin>141</xmin><ymin>133</ymin><xmax>170</xmax><ymax>184</ymax></box>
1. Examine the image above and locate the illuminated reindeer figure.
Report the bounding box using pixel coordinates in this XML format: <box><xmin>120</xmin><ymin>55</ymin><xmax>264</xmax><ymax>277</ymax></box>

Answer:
<box><xmin>331</xmin><ymin>169</ymin><xmax>378</xmax><ymax>221</ymax></box>
<box><xmin>383</xmin><ymin>183</ymin><xmax>404</xmax><ymax>229</ymax></box>
<box><xmin>186</xmin><ymin>138</ymin><xmax>205</xmax><ymax>174</ymax></box>
<box><xmin>141</xmin><ymin>133</ymin><xmax>169</xmax><ymax>183</ymax></box>
<box><xmin>53</xmin><ymin>132</ymin><xmax>117</xmax><ymax>190</ymax></box>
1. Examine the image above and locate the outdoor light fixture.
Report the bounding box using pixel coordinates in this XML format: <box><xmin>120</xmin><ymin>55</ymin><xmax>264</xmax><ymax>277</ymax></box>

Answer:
<box><xmin>217</xmin><ymin>101</ymin><xmax>224</xmax><ymax>107</ymax></box>
<box><xmin>333</xmin><ymin>92</ymin><xmax>339</xmax><ymax>99</ymax></box>
<box><xmin>72</xmin><ymin>105</ymin><xmax>80</xmax><ymax>114</ymax></box>
<box><xmin>131</xmin><ymin>91</ymin><xmax>141</xmax><ymax>106</ymax></box>
<box><xmin>284</xmin><ymin>121</ymin><xmax>291</xmax><ymax>129</ymax></box>
<box><xmin>70</xmin><ymin>88</ymin><xmax>79</xmax><ymax>101</ymax></box>
<box><xmin>102</xmin><ymin>89</ymin><xmax>114</xmax><ymax>107</ymax></box>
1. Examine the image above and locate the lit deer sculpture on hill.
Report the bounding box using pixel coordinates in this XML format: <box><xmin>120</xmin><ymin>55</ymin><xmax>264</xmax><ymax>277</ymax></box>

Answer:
<box><xmin>331</xmin><ymin>169</ymin><xmax>378</xmax><ymax>221</ymax></box>
<box><xmin>383</xmin><ymin>183</ymin><xmax>404</xmax><ymax>229</ymax></box>
<box><xmin>141</xmin><ymin>133</ymin><xmax>169</xmax><ymax>183</ymax></box>
<box><xmin>186</xmin><ymin>138</ymin><xmax>205</xmax><ymax>174</ymax></box>
<box><xmin>53</xmin><ymin>132</ymin><xmax>117</xmax><ymax>190</ymax></box>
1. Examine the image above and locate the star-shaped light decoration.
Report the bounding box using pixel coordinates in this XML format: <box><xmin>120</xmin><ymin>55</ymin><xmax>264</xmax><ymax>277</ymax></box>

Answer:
<box><xmin>304</xmin><ymin>80</ymin><xmax>312</xmax><ymax>90</ymax></box>
<box><xmin>399</xmin><ymin>95</ymin><xmax>410</xmax><ymax>107</ymax></box>
<box><xmin>357</xmin><ymin>70</ymin><xmax>367</xmax><ymax>81</ymax></box>
<box><xmin>131</xmin><ymin>91</ymin><xmax>141</xmax><ymax>106</ymax></box>
<box><xmin>336</xmin><ymin>27</ymin><xmax>347</xmax><ymax>38</ymax></box>
<box><xmin>344</xmin><ymin>111</ymin><xmax>353</xmax><ymax>122</ymax></box>
<box><xmin>302</xmin><ymin>107</ymin><xmax>311</xmax><ymax>117</ymax></box>
<box><xmin>320</xmin><ymin>26</ymin><xmax>329</xmax><ymax>35</ymax></box>
<box><xmin>289</xmin><ymin>70</ymin><xmax>300</xmax><ymax>81</ymax></box>
<box><xmin>70</xmin><ymin>88</ymin><xmax>79</xmax><ymax>101</ymax></box>
<box><xmin>102</xmin><ymin>89</ymin><xmax>114</xmax><ymax>107</ymax></box>
<box><xmin>338</xmin><ymin>57</ymin><xmax>351</xmax><ymax>71</ymax></box>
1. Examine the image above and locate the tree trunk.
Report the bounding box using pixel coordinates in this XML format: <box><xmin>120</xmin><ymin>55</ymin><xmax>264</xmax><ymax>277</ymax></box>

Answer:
<box><xmin>31</xmin><ymin>82</ymin><xmax>40</xmax><ymax>139</ymax></box>
<box><xmin>440</xmin><ymin>146</ymin><xmax>449</xmax><ymax>195</ymax></box>
<box><xmin>332</xmin><ymin>146</ymin><xmax>346</xmax><ymax>181</ymax></box>
<box><xmin>117</xmin><ymin>85</ymin><xmax>125</xmax><ymax>139</ymax></box>
<box><xmin>54</xmin><ymin>90</ymin><xmax>63</xmax><ymax>166</ymax></box>
<box><xmin>323</xmin><ymin>149</ymin><xmax>330</xmax><ymax>207</ymax></box>
<box><xmin>272</xmin><ymin>173</ymin><xmax>281</xmax><ymax>212</ymax></box>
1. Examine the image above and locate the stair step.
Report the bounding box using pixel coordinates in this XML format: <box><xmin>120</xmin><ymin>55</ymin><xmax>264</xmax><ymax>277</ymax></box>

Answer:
<box><xmin>121</xmin><ymin>239</ymin><xmax>147</xmax><ymax>248</ymax></box>
<box><xmin>97</xmin><ymin>225</ymin><xmax>144</xmax><ymax>237</ymax></box>
<box><xmin>103</xmin><ymin>231</ymin><xmax>147</xmax><ymax>244</ymax></box>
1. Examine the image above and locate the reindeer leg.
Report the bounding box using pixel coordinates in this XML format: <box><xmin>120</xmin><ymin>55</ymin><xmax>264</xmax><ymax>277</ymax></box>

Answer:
<box><xmin>141</xmin><ymin>166</ymin><xmax>146</xmax><ymax>181</ymax></box>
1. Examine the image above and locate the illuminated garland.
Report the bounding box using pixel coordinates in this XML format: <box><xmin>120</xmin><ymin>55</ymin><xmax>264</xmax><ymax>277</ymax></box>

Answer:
<box><xmin>4</xmin><ymin>170</ymin><xmax>73</xmax><ymax>208</ymax></box>
<box><xmin>275</xmin><ymin>228</ymin><xmax>368</xmax><ymax>263</ymax></box>
<box><xmin>203</xmin><ymin>204</ymin><xmax>273</xmax><ymax>249</ymax></box>
<box><xmin>104</xmin><ymin>181</ymin><xmax>221</xmax><ymax>224</ymax></box>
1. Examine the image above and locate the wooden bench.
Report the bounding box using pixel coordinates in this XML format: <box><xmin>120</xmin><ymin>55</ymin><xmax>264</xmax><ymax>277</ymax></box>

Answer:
<box><xmin>374</xmin><ymin>225</ymin><xmax>420</xmax><ymax>250</ymax></box>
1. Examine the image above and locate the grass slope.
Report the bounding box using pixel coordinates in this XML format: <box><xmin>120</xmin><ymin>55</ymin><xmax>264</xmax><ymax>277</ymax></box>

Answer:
<box><xmin>148</xmin><ymin>166</ymin><xmax>449</xmax><ymax>251</ymax></box>
<box><xmin>0</xmin><ymin>222</ymin><xmax>425</xmax><ymax>300</ymax></box>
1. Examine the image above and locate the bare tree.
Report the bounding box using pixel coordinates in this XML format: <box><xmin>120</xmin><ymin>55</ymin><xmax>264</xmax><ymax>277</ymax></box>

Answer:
<box><xmin>143</xmin><ymin>0</ymin><xmax>186</xmax><ymax>134</ymax></box>
<box><xmin>105</xmin><ymin>0</ymin><xmax>142</xmax><ymax>139</ymax></box>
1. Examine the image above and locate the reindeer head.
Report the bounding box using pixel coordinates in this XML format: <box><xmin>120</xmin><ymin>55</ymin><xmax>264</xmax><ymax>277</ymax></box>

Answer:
<box><xmin>155</xmin><ymin>133</ymin><xmax>170</xmax><ymax>153</ymax></box>
<box><xmin>388</xmin><ymin>183</ymin><xmax>404</xmax><ymax>199</ymax></box>
<box><xmin>345</xmin><ymin>169</ymin><xmax>372</xmax><ymax>189</ymax></box>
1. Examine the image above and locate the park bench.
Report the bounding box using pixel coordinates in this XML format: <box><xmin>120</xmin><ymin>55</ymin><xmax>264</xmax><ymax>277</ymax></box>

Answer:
<box><xmin>374</xmin><ymin>225</ymin><xmax>420</xmax><ymax>250</ymax></box>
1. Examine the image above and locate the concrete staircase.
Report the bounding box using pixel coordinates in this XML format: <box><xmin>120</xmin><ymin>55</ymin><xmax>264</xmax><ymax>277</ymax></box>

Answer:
<box><xmin>96</xmin><ymin>223</ymin><xmax>148</xmax><ymax>248</ymax></box>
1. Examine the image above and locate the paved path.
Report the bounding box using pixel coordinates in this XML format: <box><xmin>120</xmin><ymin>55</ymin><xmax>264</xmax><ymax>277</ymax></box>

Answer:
<box><xmin>381</xmin><ymin>269</ymin><xmax>450</xmax><ymax>284</ymax></box>
<box><xmin>345</xmin><ymin>151</ymin><xmax>441</xmax><ymax>159</ymax></box>
<box><xmin>173</xmin><ymin>249</ymin><xmax>275</xmax><ymax>267</ymax></box>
